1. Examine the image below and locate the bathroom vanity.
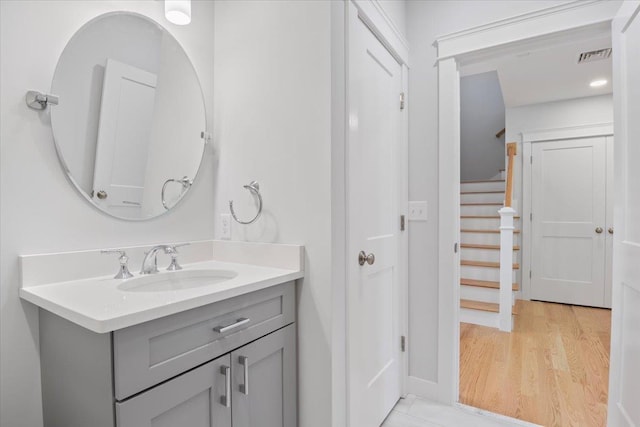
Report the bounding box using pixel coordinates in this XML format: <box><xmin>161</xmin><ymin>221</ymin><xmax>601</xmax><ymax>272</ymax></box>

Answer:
<box><xmin>20</xmin><ymin>240</ymin><xmax>303</xmax><ymax>427</ymax></box>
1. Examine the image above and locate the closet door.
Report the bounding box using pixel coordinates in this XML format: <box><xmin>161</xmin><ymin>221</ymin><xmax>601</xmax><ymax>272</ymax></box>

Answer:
<box><xmin>231</xmin><ymin>325</ymin><xmax>296</xmax><ymax>427</ymax></box>
<box><xmin>116</xmin><ymin>354</ymin><xmax>232</xmax><ymax>427</ymax></box>
<box><xmin>531</xmin><ymin>136</ymin><xmax>608</xmax><ymax>307</ymax></box>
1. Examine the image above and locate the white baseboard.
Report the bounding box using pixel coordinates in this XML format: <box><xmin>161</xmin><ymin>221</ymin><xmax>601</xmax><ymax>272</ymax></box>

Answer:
<box><xmin>406</xmin><ymin>376</ymin><xmax>441</xmax><ymax>402</ymax></box>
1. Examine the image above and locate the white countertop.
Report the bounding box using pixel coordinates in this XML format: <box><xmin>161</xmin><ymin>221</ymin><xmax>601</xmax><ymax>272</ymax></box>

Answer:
<box><xmin>20</xmin><ymin>259</ymin><xmax>302</xmax><ymax>334</ymax></box>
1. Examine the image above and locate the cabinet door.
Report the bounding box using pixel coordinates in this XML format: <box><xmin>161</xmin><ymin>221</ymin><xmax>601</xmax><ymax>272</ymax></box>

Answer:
<box><xmin>232</xmin><ymin>324</ymin><xmax>296</xmax><ymax>427</ymax></box>
<box><xmin>116</xmin><ymin>354</ymin><xmax>232</xmax><ymax>427</ymax></box>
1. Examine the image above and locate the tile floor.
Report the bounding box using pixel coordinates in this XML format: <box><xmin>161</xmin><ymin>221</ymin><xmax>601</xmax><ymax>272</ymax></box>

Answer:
<box><xmin>382</xmin><ymin>395</ymin><xmax>542</xmax><ymax>427</ymax></box>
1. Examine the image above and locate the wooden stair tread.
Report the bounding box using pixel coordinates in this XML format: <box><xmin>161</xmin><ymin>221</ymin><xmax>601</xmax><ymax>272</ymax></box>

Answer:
<box><xmin>460</xmin><ymin>299</ymin><xmax>519</xmax><ymax>315</ymax></box>
<box><xmin>460</xmin><ymin>179</ymin><xmax>505</xmax><ymax>184</ymax></box>
<box><xmin>461</xmin><ymin>229</ymin><xmax>521</xmax><ymax>234</ymax></box>
<box><xmin>460</xmin><ymin>243</ymin><xmax>520</xmax><ymax>250</ymax></box>
<box><xmin>460</xmin><ymin>190</ymin><xmax>504</xmax><ymax>194</ymax></box>
<box><xmin>460</xmin><ymin>215</ymin><xmax>520</xmax><ymax>219</ymax></box>
<box><xmin>461</xmin><ymin>278</ymin><xmax>519</xmax><ymax>291</ymax></box>
<box><xmin>461</xmin><ymin>203</ymin><xmax>503</xmax><ymax>206</ymax></box>
<box><xmin>461</xmin><ymin>260</ymin><xmax>520</xmax><ymax>269</ymax></box>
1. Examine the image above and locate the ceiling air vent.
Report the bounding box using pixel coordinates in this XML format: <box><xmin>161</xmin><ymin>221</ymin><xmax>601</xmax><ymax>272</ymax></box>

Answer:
<box><xmin>578</xmin><ymin>48</ymin><xmax>612</xmax><ymax>64</ymax></box>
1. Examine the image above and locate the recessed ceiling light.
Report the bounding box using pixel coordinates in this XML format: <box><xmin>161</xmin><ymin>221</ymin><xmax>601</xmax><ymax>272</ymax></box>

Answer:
<box><xmin>590</xmin><ymin>79</ymin><xmax>608</xmax><ymax>88</ymax></box>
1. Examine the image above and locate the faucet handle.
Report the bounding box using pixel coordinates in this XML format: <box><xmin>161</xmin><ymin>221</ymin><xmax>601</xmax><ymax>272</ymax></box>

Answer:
<box><xmin>101</xmin><ymin>249</ymin><xmax>134</xmax><ymax>279</ymax></box>
<box><xmin>165</xmin><ymin>243</ymin><xmax>190</xmax><ymax>271</ymax></box>
<box><xmin>167</xmin><ymin>243</ymin><xmax>190</xmax><ymax>252</ymax></box>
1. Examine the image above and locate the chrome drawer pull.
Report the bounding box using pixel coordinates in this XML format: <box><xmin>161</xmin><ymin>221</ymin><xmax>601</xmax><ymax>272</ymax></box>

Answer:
<box><xmin>239</xmin><ymin>356</ymin><xmax>249</xmax><ymax>395</ymax></box>
<box><xmin>213</xmin><ymin>317</ymin><xmax>250</xmax><ymax>334</ymax></box>
<box><xmin>220</xmin><ymin>365</ymin><xmax>231</xmax><ymax>407</ymax></box>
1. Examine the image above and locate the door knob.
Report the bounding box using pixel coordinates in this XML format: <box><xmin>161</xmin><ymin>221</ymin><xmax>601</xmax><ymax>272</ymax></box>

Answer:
<box><xmin>595</xmin><ymin>227</ymin><xmax>603</xmax><ymax>234</ymax></box>
<box><xmin>358</xmin><ymin>251</ymin><xmax>375</xmax><ymax>266</ymax></box>
<box><xmin>608</xmin><ymin>227</ymin><xmax>614</xmax><ymax>234</ymax></box>
<box><xmin>96</xmin><ymin>190</ymin><xmax>108</xmax><ymax>200</ymax></box>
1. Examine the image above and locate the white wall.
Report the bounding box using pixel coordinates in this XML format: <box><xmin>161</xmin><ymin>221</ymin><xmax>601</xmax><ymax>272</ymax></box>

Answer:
<box><xmin>460</xmin><ymin>71</ymin><xmax>505</xmax><ymax>181</ymax></box>
<box><xmin>378</xmin><ymin>0</ymin><xmax>407</xmax><ymax>39</ymax></box>
<box><xmin>405</xmin><ymin>0</ymin><xmax>574</xmax><ymax>390</ymax></box>
<box><xmin>212</xmin><ymin>2</ymin><xmax>333</xmax><ymax>426</ymax></box>
<box><xmin>212</xmin><ymin>2</ymin><xmax>406</xmax><ymax>426</ymax></box>
<box><xmin>0</xmin><ymin>2</ymin><xmax>215</xmax><ymax>426</ymax></box>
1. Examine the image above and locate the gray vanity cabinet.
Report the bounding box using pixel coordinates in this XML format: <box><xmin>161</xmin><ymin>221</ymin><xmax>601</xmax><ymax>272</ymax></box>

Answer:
<box><xmin>116</xmin><ymin>354</ymin><xmax>232</xmax><ymax>427</ymax></box>
<box><xmin>231</xmin><ymin>324</ymin><xmax>296</xmax><ymax>427</ymax></box>
<box><xmin>39</xmin><ymin>282</ymin><xmax>296</xmax><ymax>427</ymax></box>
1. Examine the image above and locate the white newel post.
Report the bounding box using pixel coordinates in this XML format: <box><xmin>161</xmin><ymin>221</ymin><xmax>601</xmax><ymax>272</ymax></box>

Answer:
<box><xmin>498</xmin><ymin>207</ymin><xmax>516</xmax><ymax>332</ymax></box>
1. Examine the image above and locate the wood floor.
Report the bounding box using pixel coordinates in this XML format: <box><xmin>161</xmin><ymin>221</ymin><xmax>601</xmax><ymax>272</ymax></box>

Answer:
<box><xmin>459</xmin><ymin>300</ymin><xmax>611</xmax><ymax>427</ymax></box>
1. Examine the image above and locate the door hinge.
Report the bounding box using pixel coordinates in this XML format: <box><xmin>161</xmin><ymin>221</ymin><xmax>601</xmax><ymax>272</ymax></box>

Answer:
<box><xmin>401</xmin><ymin>336</ymin><xmax>406</xmax><ymax>352</ymax></box>
<box><xmin>530</xmin><ymin>213</ymin><xmax>533</xmax><ymax>221</ymax></box>
<box><xmin>454</xmin><ymin>242</ymin><xmax>458</xmax><ymax>253</ymax></box>
<box><xmin>529</xmin><ymin>270</ymin><xmax>532</xmax><ymax>278</ymax></box>
<box><xmin>530</xmin><ymin>155</ymin><xmax>533</xmax><ymax>164</ymax></box>
<box><xmin>400</xmin><ymin>92</ymin><xmax>405</xmax><ymax>111</ymax></box>
<box><xmin>400</xmin><ymin>215</ymin><xmax>406</xmax><ymax>231</ymax></box>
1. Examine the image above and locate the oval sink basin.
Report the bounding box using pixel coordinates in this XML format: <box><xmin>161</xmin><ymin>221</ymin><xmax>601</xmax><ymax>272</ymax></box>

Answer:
<box><xmin>117</xmin><ymin>269</ymin><xmax>238</xmax><ymax>292</ymax></box>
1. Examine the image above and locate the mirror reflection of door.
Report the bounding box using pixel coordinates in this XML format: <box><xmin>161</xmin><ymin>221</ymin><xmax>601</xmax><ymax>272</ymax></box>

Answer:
<box><xmin>93</xmin><ymin>58</ymin><xmax>157</xmax><ymax>217</ymax></box>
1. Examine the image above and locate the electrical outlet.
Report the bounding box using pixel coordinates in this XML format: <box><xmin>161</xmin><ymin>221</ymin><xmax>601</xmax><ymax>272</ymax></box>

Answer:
<box><xmin>220</xmin><ymin>214</ymin><xmax>231</xmax><ymax>240</ymax></box>
<box><xmin>408</xmin><ymin>201</ymin><xmax>428</xmax><ymax>221</ymax></box>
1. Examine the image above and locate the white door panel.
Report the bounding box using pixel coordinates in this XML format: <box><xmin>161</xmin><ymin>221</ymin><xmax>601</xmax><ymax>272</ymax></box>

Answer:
<box><xmin>347</xmin><ymin>9</ymin><xmax>402</xmax><ymax>427</ymax></box>
<box><xmin>93</xmin><ymin>58</ymin><xmax>157</xmax><ymax>215</ymax></box>
<box><xmin>531</xmin><ymin>137</ymin><xmax>608</xmax><ymax>307</ymax></box>
<box><xmin>609</xmin><ymin>4</ymin><xmax>640</xmax><ymax>426</ymax></box>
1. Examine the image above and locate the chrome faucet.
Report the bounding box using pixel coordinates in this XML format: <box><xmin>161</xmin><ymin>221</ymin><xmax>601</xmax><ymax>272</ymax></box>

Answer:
<box><xmin>140</xmin><ymin>243</ymin><xmax>190</xmax><ymax>274</ymax></box>
<box><xmin>140</xmin><ymin>245</ymin><xmax>169</xmax><ymax>275</ymax></box>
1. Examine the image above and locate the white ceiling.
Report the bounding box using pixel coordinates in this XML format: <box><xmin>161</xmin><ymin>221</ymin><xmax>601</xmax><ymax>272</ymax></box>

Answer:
<box><xmin>461</xmin><ymin>33</ymin><xmax>612</xmax><ymax>108</ymax></box>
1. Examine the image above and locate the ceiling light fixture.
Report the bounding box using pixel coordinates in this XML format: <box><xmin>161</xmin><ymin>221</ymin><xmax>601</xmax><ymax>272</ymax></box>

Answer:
<box><xmin>165</xmin><ymin>0</ymin><xmax>191</xmax><ymax>25</ymax></box>
<box><xmin>590</xmin><ymin>79</ymin><xmax>608</xmax><ymax>88</ymax></box>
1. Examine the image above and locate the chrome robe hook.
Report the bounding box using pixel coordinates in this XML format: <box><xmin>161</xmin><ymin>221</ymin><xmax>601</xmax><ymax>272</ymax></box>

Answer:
<box><xmin>229</xmin><ymin>181</ymin><xmax>263</xmax><ymax>224</ymax></box>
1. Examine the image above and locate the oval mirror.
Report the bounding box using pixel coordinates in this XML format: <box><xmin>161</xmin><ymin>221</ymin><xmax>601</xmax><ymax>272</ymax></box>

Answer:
<box><xmin>50</xmin><ymin>12</ymin><xmax>206</xmax><ymax>220</ymax></box>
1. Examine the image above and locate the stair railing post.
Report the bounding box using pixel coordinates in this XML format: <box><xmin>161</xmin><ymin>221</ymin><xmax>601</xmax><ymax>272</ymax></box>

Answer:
<box><xmin>498</xmin><ymin>206</ymin><xmax>515</xmax><ymax>332</ymax></box>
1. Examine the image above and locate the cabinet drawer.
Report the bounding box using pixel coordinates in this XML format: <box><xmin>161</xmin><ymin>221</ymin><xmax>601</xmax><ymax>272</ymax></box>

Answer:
<box><xmin>113</xmin><ymin>282</ymin><xmax>295</xmax><ymax>400</ymax></box>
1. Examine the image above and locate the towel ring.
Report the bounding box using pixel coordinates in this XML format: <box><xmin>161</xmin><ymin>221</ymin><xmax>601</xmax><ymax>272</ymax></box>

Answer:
<box><xmin>229</xmin><ymin>181</ymin><xmax>263</xmax><ymax>224</ymax></box>
<box><xmin>161</xmin><ymin>176</ymin><xmax>192</xmax><ymax>210</ymax></box>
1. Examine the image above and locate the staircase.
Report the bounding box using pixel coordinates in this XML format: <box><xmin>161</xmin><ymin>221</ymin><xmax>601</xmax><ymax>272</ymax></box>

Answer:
<box><xmin>460</xmin><ymin>144</ymin><xmax>519</xmax><ymax>330</ymax></box>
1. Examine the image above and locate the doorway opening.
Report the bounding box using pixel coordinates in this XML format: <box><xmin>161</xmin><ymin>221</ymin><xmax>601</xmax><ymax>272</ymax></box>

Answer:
<box><xmin>457</xmin><ymin>27</ymin><xmax>613</xmax><ymax>426</ymax></box>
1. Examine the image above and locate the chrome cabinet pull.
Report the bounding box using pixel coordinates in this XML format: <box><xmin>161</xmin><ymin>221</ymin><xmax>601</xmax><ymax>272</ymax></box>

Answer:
<box><xmin>358</xmin><ymin>251</ymin><xmax>375</xmax><ymax>266</ymax></box>
<box><xmin>213</xmin><ymin>318</ymin><xmax>250</xmax><ymax>334</ymax></box>
<box><xmin>608</xmin><ymin>227</ymin><xmax>614</xmax><ymax>234</ymax></box>
<box><xmin>595</xmin><ymin>227</ymin><xmax>604</xmax><ymax>234</ymax></box>
<box><xmin>239</xmin><ymin>356</ymin><xmax>249</xmax><ymax>395</ymax></box>
<box><xmin>220</xmin><ymin>365</ymin><xmax>231</xmax><ymax>407</ymax></box>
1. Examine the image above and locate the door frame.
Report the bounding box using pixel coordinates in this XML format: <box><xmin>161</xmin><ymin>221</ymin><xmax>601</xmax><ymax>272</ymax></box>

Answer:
<box><xmin>331</xmin><ymin>2</ymin><xmax>409</xmax><ymax>427</ymax></box>
<box><xmin>432</xmin><ymin>0</ymin><xmax>622</xmax><ymax>406</ymax></box>
<box><xmin>520</xmin><ymin>124</ymin><xmax>613</xmax><ymax>302</ymax></box>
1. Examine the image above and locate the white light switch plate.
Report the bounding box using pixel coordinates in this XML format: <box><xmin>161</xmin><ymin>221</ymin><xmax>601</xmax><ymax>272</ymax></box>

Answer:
<box><xmin>220</xmin><ymin>214</ymin><xmax>232</xmax><ymax>240</ymax></box>
<box><xmin>409</xmin><ymin>201</ymin><xmax>428</xmax><ymax>221</ymax></box>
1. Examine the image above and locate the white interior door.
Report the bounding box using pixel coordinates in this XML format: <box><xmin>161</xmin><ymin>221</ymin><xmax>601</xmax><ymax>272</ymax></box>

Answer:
<box><xmin>93</xmin><ymin>58</ymin><xmax>157</xmax><ymax>215</ymax></box>
<box><xmin>608</xmin><ymin>3</ymin><xmax>640</xmax><ymax>426</ymax></box>
<box><xmin>347</xmin><ymin>7</ymin><xmax>402</xmax><ymax>427</ymax></box>
<box><xmin>530</xmin><ymin>136</ymin><xmax>610</xmax><ymax>307</ymax></box>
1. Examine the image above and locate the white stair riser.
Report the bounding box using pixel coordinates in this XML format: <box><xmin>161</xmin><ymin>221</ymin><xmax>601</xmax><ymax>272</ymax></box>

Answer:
<box><xmin>460</xmin><ymin>192</ymin><xmax>505</xmax><ymax>204</ymax></box>
<box><xmin>500</xmin><ymin>170</ymin><xmax>506</xmax><ymax>179</ymax></box>
<box><xmin>461</xmin><ymin>232</ymin><xmax>520</xmax><ymax>246</ymax></box>
<box><xmin>461</xmin><ymin>265</ymin><xmax>517</xmax><ymax>282</ymax></box>
<box><xmin>460</xmin><ymin>205</ymin><xmax>502</xmax><ymax>216</ymax></box>
<box><xmin>461</xmin><ymin>218</ymin><xmax>520</xmax><ymax>229</ymax></box>
<box><xmin>460</xmin><ymin>308</ymin><xmax>515</xmax><ymax>329</ymax></box>
<box><xmin>460</xmin><ymin>181</ymin><xmax>505</xmax><ymax>192</ymax></box>
<box><xmin>460</xmin><ymin>285</ymin><xmax>516</xmax><ymax>305</ymax></box>
<box><xmin>461</xmin><ymin>248</ymin><xmax>518</xmax><ymax>262</ymax></box>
